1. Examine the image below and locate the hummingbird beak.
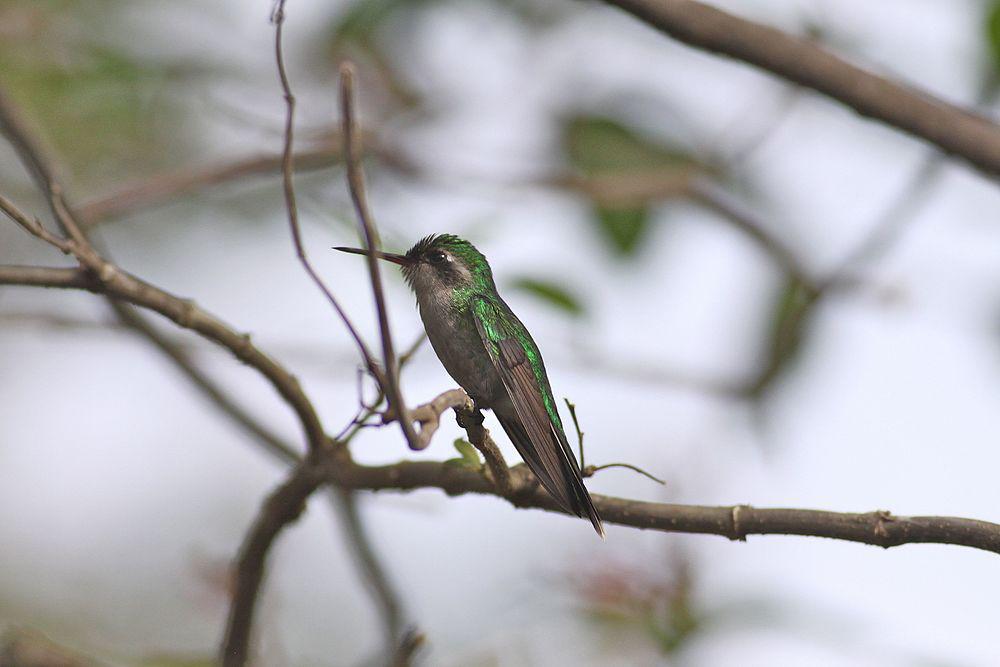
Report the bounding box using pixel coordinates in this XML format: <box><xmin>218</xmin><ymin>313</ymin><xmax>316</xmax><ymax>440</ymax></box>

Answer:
<box><xmin>333</xmin><ymin>246</ymin><xmax>410</xmax><ymax>266</ymax></box>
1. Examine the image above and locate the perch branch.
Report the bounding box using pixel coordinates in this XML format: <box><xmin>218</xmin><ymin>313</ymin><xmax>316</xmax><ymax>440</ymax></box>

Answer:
<box><xmin>331</xmin><ymin>457</ymin><xmax>1000</xmax><ymax>555</ymax></box>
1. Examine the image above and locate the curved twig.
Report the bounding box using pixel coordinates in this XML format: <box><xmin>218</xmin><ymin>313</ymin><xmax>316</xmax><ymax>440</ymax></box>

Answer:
<box><xmin>272</xmin><ymin>2</ymin><xmax>379</xmax><ymax>385</ymax></box>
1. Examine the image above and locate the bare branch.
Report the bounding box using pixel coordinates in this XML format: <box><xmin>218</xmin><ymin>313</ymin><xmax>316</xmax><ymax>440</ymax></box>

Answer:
<box><xmin>1</xmin><ymin>69</ymin><xmax>407</xmax><ymax>667</ymax></box>
<box><xmin>0</xmin><ymin>264</ymin><xmax>99</xmax><ymax>292</ymax></box>
<box><xmin>454</xmin><ymin>404</ymin><xmax>512</xmax><ymax>496</ymax></box>
<box><xmin>334</xmin><ymin>458</ymin><xmax>1000</xmax><ymax>555</ymax></box>
<box><xmin>384</xmin><ymin>388</ymin><xmax>470</xmax><ymax>450</ymax></box>
<box><xmin>221</xmin><ymin>461</ymin><xmax>327</xmax><ymax>667</ymax></box>
<box><xmin>687</xmin><ymin>177</ymin><xmax>814</xmax><ymax>288</ymax></box>
<box><xmin>271</xmin><ymin>2</ymin><xmax>380</xmax><ymax>384</ymax></box>
<box><xmin>338</xmin><ymin>62</ymin><xmax>421</xmax><ymax>452</ymax></box>
<box><xmin>110</xmin><ymin>301</ymin><xmax>302</xmax><ymax>464</ymax></box>
<box><xmin>77</xmin><ymin>141</ymin><xmax>344</xmax><ymax>227</ymax></box>
<box><xmin>329</xmin><ymin>488</ymin><xmax>409</xmax><ymax>659</ymax></box>
<box><xmin>0</xmin><ymin>194</ymin><xmax>329</xmax><ymax>452</ymax></box>
<box><xmin>604</xmin><ymin>0</ymin><xmax>1000</xmax><ymax>176</ymax></box>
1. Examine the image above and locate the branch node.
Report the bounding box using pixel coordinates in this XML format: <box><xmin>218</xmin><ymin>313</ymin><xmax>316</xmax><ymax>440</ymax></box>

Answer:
<box><xmin>729</xmin><ymin>504</ymin><xmax>751</xmax><ymax>542</ymax></box>
<box><xmin>872</xmin><ymin>509</ymin><xmax>897</xmax><ymax>547</ymax></box>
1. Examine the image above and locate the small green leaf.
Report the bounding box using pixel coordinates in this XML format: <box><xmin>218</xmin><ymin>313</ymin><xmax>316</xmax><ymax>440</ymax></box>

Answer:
<box><xmin>509</xmin><ymin>277</ymin><xmax>585</xmax><ymax>317</ymax></box>
<box><xmin>453</xmin><ymin>438</ymin><xmax>481</xmax><ymax>467</ymax></box>
<box><xmin>595</xmin><ymin>205</ymin><xmax>650</xmax><ymax>256</ymax></box>
<box><xmin>987</xmin><ymin>1</ymin><xmax>1000</xmax><ymax>70</ymax></box>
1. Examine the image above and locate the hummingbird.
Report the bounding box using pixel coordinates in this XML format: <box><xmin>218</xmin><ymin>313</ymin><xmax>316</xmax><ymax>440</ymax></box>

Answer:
<box><xmin>335</xmin><ymin>234</ymin><xmax>604</xmax><ymax>537</ymax></box>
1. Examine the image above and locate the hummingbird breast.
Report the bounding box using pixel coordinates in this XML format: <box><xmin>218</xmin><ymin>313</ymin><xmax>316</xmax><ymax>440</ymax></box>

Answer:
<box><xmin>416</xmin><ymin>290</ymin><xmax>505</xmax><ymax>407</ymax></box>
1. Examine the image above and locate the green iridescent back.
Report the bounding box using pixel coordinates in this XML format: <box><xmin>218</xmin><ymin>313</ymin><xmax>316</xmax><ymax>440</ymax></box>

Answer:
<box><xmin>472</xmin><ymin>295</ymin><xmax>565</xmax><ymax>432</ymax></box>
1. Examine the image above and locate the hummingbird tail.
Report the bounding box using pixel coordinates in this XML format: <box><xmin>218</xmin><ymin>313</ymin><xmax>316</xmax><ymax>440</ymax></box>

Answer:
<box><xmin>496</xmin><ymin>413</ymin><xmax>605</xmax><ymax>538</ymax></box>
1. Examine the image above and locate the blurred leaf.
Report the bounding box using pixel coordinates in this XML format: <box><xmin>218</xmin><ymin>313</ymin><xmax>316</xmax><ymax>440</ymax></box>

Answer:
<box><xmin>596</xmin><ymin>205</ymin><xmax>650</xmax><ymax>256</ymax></box>
<box><xmin>0</xmin><ymin>5</ymin><xmax>201</xmax><ymax>186</ymax></box>
<box><xmin>331</xmin><ymin>0</ymin><xmax>422</xmax><ymax>44</ymax></box>
<box><xmin>561</xmin><ymin>115</ymin><xmax>693</xmax><ymax>257</ymax></box>
<box><xmin>563</xmin><ymin>115</ymin><xmax>693</xmax><ymax>176</ymax></box>
<box><xmin>140</xmin><ymin>658</ymin><xmax>214</xmax><ymax>667</ymax></box>
<box><xmin>768</xmin><ymin>274</ymin><xmax>814</xmax><ymax>358</ymax></box>
<box><xmin>509</xmin><ymin>276</ymin><xmax>586</xmax><ymax>317</ymax></box>
<box><xmin>987</xmin><ymin>1</ymin><xmax>1000</xmax><ymax>71</ymax></box>
<box><xmin>325</xmin><ymin>0</ymin><xmax>429</xmax><ymax>109</ymax></box>
<box><xmin>745</xmin><ymin>273</ymin><xmax>817</xmax><ymax>397</ymax></box>
<box><xmin>454</xmin><ymin>438</ymin><xmax>481</xmax><ymax>465</ymax></box>
<box><xmin>445</xmin><ymin>438</ymin><xmax>481</xmax><ymax>468</ymax></box>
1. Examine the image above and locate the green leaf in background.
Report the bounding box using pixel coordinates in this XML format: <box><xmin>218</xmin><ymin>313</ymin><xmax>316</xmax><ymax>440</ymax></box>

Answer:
<box><xmin>745</xmin><ymin>273</ymin><xmax>817</xmax><ymax>398</ymax></box>
<box><xmin>509</xmin><ymin>276</ymin><xmax>586</xmax><ymax>317</ymax></box>
<box><xmin>987</xmin><ymin>1</ymin><xmax>1000</xmax><ymax>71</ymax></box>
<box><xmin>445</xmin><ymin>438</ymin><xmax>481</xmax><ymax>468</ymax></box>
<box><xmin>561</xmin><ymin>115</ymin><xmax>694</xmax><ymax>257</ymax></box>
<box><xmin>596</xmin><ymin>205</ymin><xmax>650</xmax><ymax>256</ymax></box>
<box><xmin>0</xmin><ymin>3</ymin><xmax>201</xmax><ymax>187</ymax></box>
<box><xmin>331</xmin><ymin>0</ymin><xmax>423</xmax><ymax>44</ymax></box>
<box><xmin>562</xmin><ymin>115</ymin><xmax>693</xmax><ymax>176</ymax></box>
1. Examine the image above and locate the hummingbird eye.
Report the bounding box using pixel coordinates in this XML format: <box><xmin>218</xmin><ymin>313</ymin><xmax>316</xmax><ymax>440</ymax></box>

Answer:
<box><xmin>427</xmin><ymin>250</ymin><xmax>447</xmax><ymax>264</ymax></box>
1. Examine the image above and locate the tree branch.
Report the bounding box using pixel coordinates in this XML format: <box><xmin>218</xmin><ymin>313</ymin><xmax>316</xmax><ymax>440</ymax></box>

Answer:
<box><xmin>603</xmin><ymin>0</ymin><xmax>1000</xmax><ymax>176</ymax></box>
<box><xmin>338</xmin><ymin>62</ymin><xmax>421</xmax><ymax>452</ymax></box>
<box><xmin>271</xmin><ymin>3</ymin><xmax>380</xmax><ymax>385</ymax></box>
<box><xmin>0</xmin><ymin>193</ymin><xmax>330</xmax><ymax>452</ymax></box>
<box><xmin>221</xmin><ymin>461</ymin><xmax>327</xmax><ymax>667</ymax></box>
<box><xmin>76</xmin><ymin>141</ymin><xmax>344</xmax><ymax>227</ymax></box>
<box><xmin>332</xmin><ymin>457</ymin><xmax>1000</xmax><ymax>555</ymax></box>
<box><xmin>0</xmin><ymin>264</ymin><xmax>100</xmax><ymax>291</ymax></box>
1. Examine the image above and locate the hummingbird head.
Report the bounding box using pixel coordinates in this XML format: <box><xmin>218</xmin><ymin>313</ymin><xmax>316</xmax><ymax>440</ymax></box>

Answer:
<box><xmin>335</xmin><ymin>234</ymin><xmax>495</xmax><ymax>296</ymax></box>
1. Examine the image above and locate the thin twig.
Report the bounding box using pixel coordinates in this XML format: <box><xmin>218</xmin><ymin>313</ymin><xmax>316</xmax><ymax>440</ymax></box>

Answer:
<box><xmin>0</xmin><ymin>190</ymin><xmax>330</xmax><ymax>453</ymax></box>
<box><xmin>338</xmin><ymin>61</ymin><xmax>421</xmax><ymax>452</ymax></box>
<box><xmin>330</xmin><ymin>488</ymin><xmax>407</xmax><ymax>655</ymax></box>
<box><xmin>563</xmin><ymin>398</ymin><xmax>586</xmax><ymax>470</ymax></box>
<box><xmin>564</xmin><ymin>398</ymin><xmax>664</xmax><ymax>486</ymax></box>
<box><xmin>77</xmin><ymin>141</ymin><xmax>345</xmax><ymax>227</ymax></box>
<box><xmin>687</xmin><ymin>177</ymin><xmax>814</xmax><ymax>289</ymax></box>
<box><xmin>271</xmin><ymin>1</ymin><xmax>380</xmax><ymax>382</ymax></box>
<box><xmin>583</xmin><ymin>462</ymin><xmax>666</xmax><ymax>486</ymax></box>
<box><xmin>110</xmin><ymin>301</ymin><xmax>302</xmax><ymax>464</ymax></box>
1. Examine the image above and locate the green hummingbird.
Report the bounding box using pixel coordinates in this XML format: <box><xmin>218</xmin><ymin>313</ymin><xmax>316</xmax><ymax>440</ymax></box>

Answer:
<box><xmin>336</xmin><ymin>234</ymin><xmax>604</xmax><ymax>537</ymax></box>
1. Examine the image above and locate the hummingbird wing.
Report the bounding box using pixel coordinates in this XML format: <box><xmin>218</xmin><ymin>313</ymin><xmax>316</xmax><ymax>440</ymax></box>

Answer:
<box><xmin>472</xmin><ymin>296</ymin><xmax>604</xmax><ymax>537</ymax></box>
